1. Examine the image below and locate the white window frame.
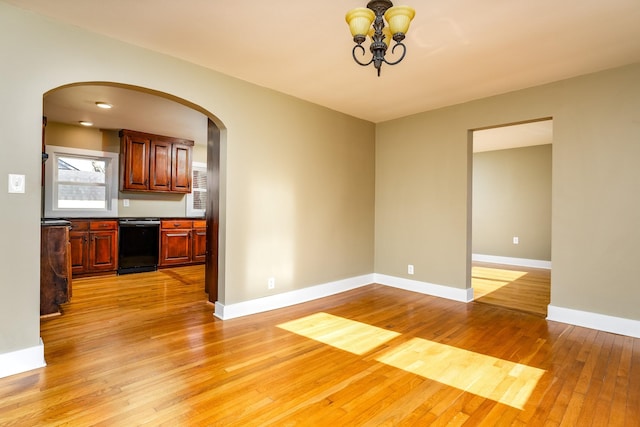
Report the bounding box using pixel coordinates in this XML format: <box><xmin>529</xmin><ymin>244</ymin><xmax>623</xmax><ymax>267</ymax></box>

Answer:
<box><xmin>186</xmin><ymin>162</ymin><xmax>207</xmax><ymax>217</ymax></box>
<box><xmin>44</xmin><ymin>145</ymin><xmax>119</xmax><ymax>218</ymax></box>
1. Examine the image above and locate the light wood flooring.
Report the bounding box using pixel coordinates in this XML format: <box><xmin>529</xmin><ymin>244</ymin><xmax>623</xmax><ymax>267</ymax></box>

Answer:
<box><xmin>1</xmin><ymin>266</ymin><xmax>638</xmax><ymax>425</ymax></box>
<box><xmin>472</xmin><ymin>262</ymin><xmax>551</xmax><ymax>316</ymax></box>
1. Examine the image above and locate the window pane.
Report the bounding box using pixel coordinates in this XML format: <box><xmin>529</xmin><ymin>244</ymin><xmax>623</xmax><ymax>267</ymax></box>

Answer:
<box><xmin>193</xmin><ymin>190</ymin><xmax>207</xmax><ymax>210</ymax></box>
<box><xmin>57</xmin><ymin>184</ymin><xmax>106</xmax><ymax>209</ymax></box>
<box><xmin>193</xmin><ymin>169</ymin><xmax>207</xmax><ymax>189</ymax></box>
<box><xmin>58</xmin><ymin>157</ymin><xmax>106</xmax><ymax>184</ymax></box>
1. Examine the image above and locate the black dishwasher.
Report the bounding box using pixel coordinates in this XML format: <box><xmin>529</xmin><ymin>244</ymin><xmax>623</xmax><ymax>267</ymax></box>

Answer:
<box><xmin>118</xmin><ymin>218</ymin><xmax>160</xmax><ymax>274</ymax></box>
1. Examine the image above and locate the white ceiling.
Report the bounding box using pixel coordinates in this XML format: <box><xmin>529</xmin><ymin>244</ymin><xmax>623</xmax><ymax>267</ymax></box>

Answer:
<box><xmin>6</xmin><ymin>0</ymin><xmax>640</xmax><ymax>124</ymax></box>
<box><xmin>43</xmin><ymin>84</ymin><xmax>209</xmax><ymax>145</ymax></box>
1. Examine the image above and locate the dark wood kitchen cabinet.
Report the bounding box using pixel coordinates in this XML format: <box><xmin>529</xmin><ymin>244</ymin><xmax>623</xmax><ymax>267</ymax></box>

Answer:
<box><xmin>69</xmin><ymin>220</ymin><xmax>89</xmax><ymax>275</ymax></box>
<box><xmin>120</xmin><ymin>129</ymin><xmax>193</xmax><ymax>194</ymax></box>
<box><xmin>120</xmin><ymin>131</ymin><xmax>150</xmax><ymax>191</ymax></box>
<box><xmin>149</xmin><ymin>139</ymin><xmax>172</xmax><ymax>191</ymax></box>
<box><xmin>160</xmin><ymin>220</ymin><xmax>192</xmax><ymax>266</ymax></box>
<box><xmin>171</xmin><ymin>143</ymin><xmax>192</xmax><ymax>192</ymax></box>
<box><xmin>159</xmin><ymin>220</ymin><xmax>206</xmax><ymax>266</ymax></box>
<box><xmin>192</xmin><ymin>220</ymin><xmax>207</xmax><ymax>263</ymax></box>
<box><xmin>69</xmin><ymin>220</ymin><xmax>118</xmax><ymax>276</ymax></box>
<box><xmin>41</xmin><ymin>224</ymin><xmax>72</xmax><ymax>316</ymax></box>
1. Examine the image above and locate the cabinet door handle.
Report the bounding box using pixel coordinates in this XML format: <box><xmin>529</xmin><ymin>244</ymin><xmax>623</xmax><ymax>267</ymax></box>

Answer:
<box><xmin>174</xmin><ymin>223</ymin><xmax>180</xmax><ymax>227</ymax></box>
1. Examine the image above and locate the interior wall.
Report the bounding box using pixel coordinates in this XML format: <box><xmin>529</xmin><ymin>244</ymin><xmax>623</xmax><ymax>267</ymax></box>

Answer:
<box><xmin>45</xmin><ymin>122</ymin><xmax>116</xmax><ymax>152</ymax></box>
<box><xmin>375</xmin><ymin>62</ymin><xmax>640</xmax><ymax>321</ymax></box>
<box><xmin>0</xmin><ymin>3</ymin><xmax>375</xmax><ymax>357</ymax></box>
<box><xmin>472</xmin><ymin>144</ymin><xmax>552</xmax><ymax>261</ymax></box>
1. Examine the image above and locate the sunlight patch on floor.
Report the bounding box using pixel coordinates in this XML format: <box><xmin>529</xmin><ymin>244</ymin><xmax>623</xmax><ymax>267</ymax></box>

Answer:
<box><xmin>472</xmin><ymin>267</ymin><xmax>528</xmax><ymax>297</ymax></box>
<box><xmin>277</xmin><ymin>312</ymin><xmax>400</xmax><ymax>355</ymax></box>
<box><xmin>376</xmin><ymin>337</ymin><xmax>545</xmax><ymax>410</ymax></box>
<box><xmin>472</xmin><ymin>267</ymin><xmax>527</xmax><ymax>283</ymax></box>
<box><xmin>279</xmin><ymin>312</ymin><xmax>546</xmax><ymax>410</ymax></box>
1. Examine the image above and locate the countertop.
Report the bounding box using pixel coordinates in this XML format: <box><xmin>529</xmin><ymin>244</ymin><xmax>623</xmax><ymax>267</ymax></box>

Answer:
<box><xmin>41</xmin><ymin>219</ymin><xmax>72</xmax><ymax>226</ymax></box>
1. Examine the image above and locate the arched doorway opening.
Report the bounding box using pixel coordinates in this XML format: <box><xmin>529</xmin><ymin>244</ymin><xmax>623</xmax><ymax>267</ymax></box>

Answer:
<box><xmin>42</xmin><ymin>82</ymin><xmax>222</xmax><ymax>303</ymax></box>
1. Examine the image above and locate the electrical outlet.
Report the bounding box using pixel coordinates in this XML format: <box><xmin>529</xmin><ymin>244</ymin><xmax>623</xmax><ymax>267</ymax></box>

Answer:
<box><xmin>267</xmin><ymin>277</ymin><xmax>275</xmax><ymax>289</ymax></box>
<box><xmin>123</xmin><ymin>199</ymin><xmax>130</xmax><ymax>207</ymax></box>
<box><xmin>513</xmin><ymin>236</ymin><xmax>519</xmax><ymax>244</ymax></box>
<box><xmin>408</xmin><ymin>264</ymin><xmax>414</xmax><ymax>275</ymax></box>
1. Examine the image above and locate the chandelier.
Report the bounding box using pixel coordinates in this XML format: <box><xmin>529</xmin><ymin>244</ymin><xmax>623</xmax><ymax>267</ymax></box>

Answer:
<box><xmin>345</xmin><ymin>0</ymin><xmax>416</xmax><ymax>76</ymax></box>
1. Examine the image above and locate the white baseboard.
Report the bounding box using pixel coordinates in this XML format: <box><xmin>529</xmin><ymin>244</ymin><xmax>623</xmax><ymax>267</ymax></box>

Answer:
<box><xmin>214</xmin><ymin>274</ymin><xmax>374</xmax><ymax>320</ymax></box>
<box><xmin>547</xmin><ymin>305</ymin><xmax>640</xmax><ymax>338</ymax></box>
<box><xmin>374</xmin><ymin>274</ymin><xmax>473</xmax><ymax>302</ymax></box>
<box><xmin>0</xmin><ymin>338</ymin><xmax>46</xmax><ymax>379</ymax></box>
<box><xmin>212</xmin><ymin>273</ymin><xmax>640</xmax><ymax>339</ymax></box>
<box><xmin>472</xmin><ymin>254</ymin><xmax>551</xmax><ymax>270</ymax></box>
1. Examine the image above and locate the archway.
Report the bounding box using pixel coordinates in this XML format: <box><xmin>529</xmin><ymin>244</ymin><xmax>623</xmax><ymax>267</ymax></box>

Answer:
<box><xmin>42</xmin><ymin>82</ymin><xmax>223</xmax><ymax>304</ymax></box>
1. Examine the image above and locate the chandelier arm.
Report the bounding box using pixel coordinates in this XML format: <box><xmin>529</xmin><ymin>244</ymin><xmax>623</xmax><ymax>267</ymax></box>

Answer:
<box><xmin>352</xmin><ymin>44</ymin><xmax>374</xmax><ymax>67</ymax></box>
<box><xmin>382</xmin><ymin>42</ymin><xmax>407</xmax><ymax>66</ymax></box>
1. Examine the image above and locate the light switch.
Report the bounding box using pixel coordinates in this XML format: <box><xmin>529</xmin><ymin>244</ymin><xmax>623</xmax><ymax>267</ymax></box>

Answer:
<box><xmin>8</xmin><ymin>174</ymin><xmax>25</xmax><ymax>194</ymax></box>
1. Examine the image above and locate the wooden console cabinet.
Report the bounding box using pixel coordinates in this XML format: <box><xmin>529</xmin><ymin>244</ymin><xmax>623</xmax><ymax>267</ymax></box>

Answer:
<box><xmin>41</xmin><ymin>224</ymin><xmax>72</xmax><ymax>316</ymax></box>
<box><xmin>160</xmin><ymin>220</ymin><xmax>206</xmax><ymax>267</ymax></box>
<box><xmin>69</xmin><ymin>220</ymin><xmax>118</xmax><ymax>276</ymax></box>
<box><xmin>120</xmin><ymin>129</ymin><xmax>193</xmax><ymax>194</ymax></box>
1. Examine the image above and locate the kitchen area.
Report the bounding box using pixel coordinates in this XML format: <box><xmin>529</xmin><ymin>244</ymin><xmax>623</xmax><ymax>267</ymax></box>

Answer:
<box><xmin>40</xmin><ymin>85</ymin><xmax>211</xmax><ymax>316</ymax></box>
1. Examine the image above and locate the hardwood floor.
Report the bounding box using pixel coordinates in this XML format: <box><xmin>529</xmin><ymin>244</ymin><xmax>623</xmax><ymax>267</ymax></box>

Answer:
<box><xmin>1</xmin><ymin>266</ymin><xmax>638</xmax><ymax>426</ymax></box>
<box><xmin>472</xmin><ymin>262</ymin><xmax>551</xmax><ymax>316</ymax></box>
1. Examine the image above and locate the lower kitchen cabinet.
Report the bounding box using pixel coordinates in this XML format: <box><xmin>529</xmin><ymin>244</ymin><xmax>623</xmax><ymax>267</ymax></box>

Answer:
<box><xmin>160</xmin><ymin>220</ymin><xmax>192</xmax><ymax>266</ymax></box>
<box><xmin>192</xmin><ymin>220</ymin><xmax>207</xmax><ymax>263</ymax></box>
<box><xmin>69</xmin><ymin>221</ymin><xmax>89</xmax><ymax>276</ymax></box>
<box><xmin>159</xmin><ymin>219</ymin><xmax>206</xmax><ymax>267</ymax></box>
<box><xmin>66</xmin><ymin>218</ymin><xmax>203</xmax><ymax>276</ymax></box>
<box><xmin>69</xmin><ymin>220</ymin><xmax>118</xmax><ymax>276</ymax></box>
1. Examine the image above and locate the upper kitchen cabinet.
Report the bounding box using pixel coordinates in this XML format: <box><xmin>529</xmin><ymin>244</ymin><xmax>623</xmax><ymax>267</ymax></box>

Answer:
<box><xmin>121</xmin><ymin>130</ymin><xmax>150</xmax><ymax>191</ymax></box>
<box><xmin>120</xmin><ymin>129</ymin><xmax>193</xmax><ymax>194</ymax></box>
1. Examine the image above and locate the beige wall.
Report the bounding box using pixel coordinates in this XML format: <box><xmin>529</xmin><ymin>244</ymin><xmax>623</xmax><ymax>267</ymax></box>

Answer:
<box><xmin>472</xmin><ymin>144</ymin><xmax>552</xmax><ymax>261</ymax></box>
<box><xmin>45</xmin><ymin>122</ymin><xmax>117</xmax><ymax>152</ymax></box>
<box><xmin>375</xmin><ymin>110</ymin><xmax>471</xmax><ymax>289</ymax></box>
<box><xmin>0</xmin><ymin>3</ymin><xmax>375</xmax><ymax>355</ymax></box>
<box><xmin>375</xmin><ymin>63</ymin><xmax>640</xmax><ymax>320</ymax></box>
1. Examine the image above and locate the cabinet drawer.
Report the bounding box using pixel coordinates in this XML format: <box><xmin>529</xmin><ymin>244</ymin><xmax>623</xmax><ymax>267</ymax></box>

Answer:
<box><xmin>161</xmin><ymin>220</ymin><xmax>192</xmax><ymax>230</ymax></box>
<box><xmin>69</xmin><ymin>220</ymin><xmax>89</xmax><ymax>231</ymax></box>
<box><xmin>192</xmin><ymin>220</ymin><xmax>206</xmax><ymax>229</ymax></box>
<box><xmin>90</xmin><ymin>220</ymin><xmax>118</xmax><ymax>231</ymax></box>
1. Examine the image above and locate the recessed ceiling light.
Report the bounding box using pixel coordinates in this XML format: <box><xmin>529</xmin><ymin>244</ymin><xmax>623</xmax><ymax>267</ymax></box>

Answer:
<box><xmin>95</xmin><ymin>102</ymin><xmax>112</xmax><ymax>109</ymax></box>
<box><xmin>79</xmin><ymin>121</ymin><xmax>93</xmax><ymax>127</ymax></box>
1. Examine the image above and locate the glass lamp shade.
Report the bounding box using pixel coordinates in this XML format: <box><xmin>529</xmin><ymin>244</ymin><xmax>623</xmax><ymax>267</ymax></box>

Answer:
<box><xmin>346</xmin><ymin>7</ymin><xmax>375</xmax><ymax>37</ymax></box>
<box><xmin>384</xmin><ymin>5</ymin><xmax>416</xmax><ymax>35</ymax></box>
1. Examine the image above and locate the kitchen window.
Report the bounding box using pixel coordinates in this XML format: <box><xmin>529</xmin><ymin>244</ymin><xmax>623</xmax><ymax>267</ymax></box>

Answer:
<box><xmin>44</xmin><ymin>145</ymin><xmax>118</xmax><ymax>218</ymax></box>
<box><xmin>186</xmin><ymin>162</ymin><xmax>206</xmax><ymax>217</ymax></box>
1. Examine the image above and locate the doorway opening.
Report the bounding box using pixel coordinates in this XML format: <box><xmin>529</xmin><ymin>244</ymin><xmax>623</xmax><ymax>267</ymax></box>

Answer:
<box><xmin>470</xmin><ymin>118</ymin><xmax>552</xmax><ymax>316</ymax></box>
<box><xmin>42</xmin><ymin>82</ymin><xmax>222</xmax><ymax>303</ymax></box>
